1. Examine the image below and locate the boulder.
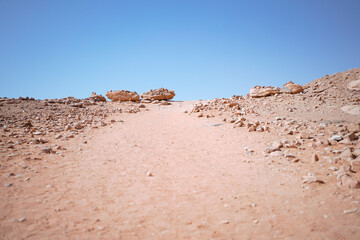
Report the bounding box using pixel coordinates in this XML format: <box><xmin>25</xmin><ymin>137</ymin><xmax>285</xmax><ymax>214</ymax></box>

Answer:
<box><xmin>106</xmin><ymin>90</ymin><xmax>140</xmax><ymax>102</ymax></box>
<box><xmin>282</xmin><ymin>81</ymin><xmax>304</xmax><ymax>94</ymax></box>
<box><xmin>348</xmin><ymin>80</ymin><xmax>360</xmax><ymax>91</ymax></box>
<box><xmin>91</xmin><ymin>92</ymin><xmax>106</xmax><ymax>102</ymax></box>
<box><xmin>341</xmin><ymin>105</ymin><xmax>360</xmax><ymax>116</ymax></box>
<box><xmin>141</xmin><ymin>88</ymin><xmax>175</xmax><ymax>101</ymax></box>
<box><xmin>250</xmin><ymin>86</ymin><xmax>280</xmax><ymax>98</ymax></box>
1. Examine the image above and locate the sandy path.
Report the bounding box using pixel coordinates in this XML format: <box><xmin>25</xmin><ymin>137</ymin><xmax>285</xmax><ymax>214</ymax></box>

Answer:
<box><xmin>1</xmin><ymin>101</ymin><xmax>360</xmax><ymax>239</ymax></box>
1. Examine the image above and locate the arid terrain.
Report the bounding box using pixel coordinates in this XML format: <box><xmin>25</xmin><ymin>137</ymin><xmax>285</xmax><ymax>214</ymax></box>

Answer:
<box><xmin>1</xmin><ymin>68</ymin><xmax>360</xmax><ymax>239</ymax></box>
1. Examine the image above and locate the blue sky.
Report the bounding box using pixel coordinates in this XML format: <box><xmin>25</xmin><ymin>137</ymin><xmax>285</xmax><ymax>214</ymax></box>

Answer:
<box><xmin>0</xmin><ymin>0</ymin><xmax>359</xmax><ymax>100</ymax></box>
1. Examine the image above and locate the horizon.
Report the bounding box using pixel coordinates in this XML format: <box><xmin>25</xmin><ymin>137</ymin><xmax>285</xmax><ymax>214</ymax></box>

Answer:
<box><xmin>1</xmin><ymin>0</ymin><xmax>360</xmax><ymax>101</ymax></box>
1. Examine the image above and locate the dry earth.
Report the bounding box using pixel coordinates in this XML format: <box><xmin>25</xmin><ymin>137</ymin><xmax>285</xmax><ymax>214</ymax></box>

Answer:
<box><xmin>1</xmin><ymin>68</ymin><xmax>360</xmax><ymax>239</ymax></box>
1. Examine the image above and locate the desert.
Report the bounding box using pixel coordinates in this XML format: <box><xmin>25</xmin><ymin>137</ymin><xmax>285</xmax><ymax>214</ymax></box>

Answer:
<box><xmin>1</xmin><ymin>69</ymin><xmax>360</xmax><ymax>239</ymax></box>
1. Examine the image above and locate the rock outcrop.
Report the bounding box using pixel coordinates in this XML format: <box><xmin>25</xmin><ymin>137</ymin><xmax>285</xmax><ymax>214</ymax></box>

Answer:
<box><xmin>348</xmin><ymin>80</ymin><xmax>360</xmax><ymax>91</ymax></box>
<box><xmin>91</xmin><ymin>92</ymin><xmax>106</xmax><ymax>102</ymax></box>
<box><xmin>106</xmin><ymin>90</ymin><xmax>140</xmax><ymax>102</ymax></box>
<box><xmin>282</xmin><ymin>81</ymin><xmax>304</xmax><ymax>94</ymax></box>
<box><xmin>141</xmin><ymin>88</ymin><xmax>175</xmax><ymax>101</ymax></box>
<box><xmin>250</xmin><ymin>86</ymin><xmax>280</xmax><ymax>98</ymax></box>
<box><xmin>341</xmin><ymin>105</ymin><xmax>360</xmax><ymax>116</ymax></box>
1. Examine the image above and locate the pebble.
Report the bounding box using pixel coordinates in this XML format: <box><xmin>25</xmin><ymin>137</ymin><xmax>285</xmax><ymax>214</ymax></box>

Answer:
<box><xmin>17</xmin><ymin>217</ymin><xmax>26</xmax><ymax>222</ymax></box>
<box><xmin>5</xmin><ymin>183</ymin><xmax>13</xmax><ymax>187</ymax></box>
<box><xmin>146</xmin><ymin>171</ymin><xmax>153</xmax><ymax>177</ymax></box>
<box><xmin>331</xmin><ymin>135</ymin><xmax>343</xmax><ymax>141</ymax></box>
<box><xmin>344</xmin><ymin>208</ymin><xmax>358</xmax><ymax>214</ymax></box>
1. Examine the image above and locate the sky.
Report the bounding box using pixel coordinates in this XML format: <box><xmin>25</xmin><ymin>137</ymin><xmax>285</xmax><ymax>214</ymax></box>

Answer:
<box><xmin>0</xmin><ymin>0</ymin><xmax>359</xmax><ymax>101</ymax></box>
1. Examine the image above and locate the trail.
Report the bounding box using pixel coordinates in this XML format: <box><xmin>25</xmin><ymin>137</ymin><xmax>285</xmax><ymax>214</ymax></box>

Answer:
<box><xmin>1</xmin><ymin>102</ymin><xmax>359</xmax><ymax>240</ymax></box>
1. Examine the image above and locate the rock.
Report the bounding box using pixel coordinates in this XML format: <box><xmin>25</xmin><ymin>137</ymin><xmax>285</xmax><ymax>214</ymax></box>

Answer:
<box><xmin>141</xmin><ymin>88</ymin><xmax>175</xmax><ymax>101</ymax></box>
<box><xmin>347</xmin><ymin>79</ymin><xmax>360</xmax><ymax>91</ymax></box>
<box><xmin>250</xmin><ymin>86</ymin><xmax>280</xmax><ymax>98</ymax></box>
<box><xmin>331</xmin><ymin>135</ymin><xmax>343</xmax><ymax>141</ymax></box>
<box><xmin>74</xmin><ymin>122</ymin><xmax>83</xmax><ymax>130</ymax></box>
<box><xmin>302</xmin><ymin>173</ymin><xmax>325</xmax><ymax>184</ymax></box>
<box><xmin>340</xmin><ymin>148</ymin><xmax>355</xmax><ymax>160</ymax></box>
<box><xmin>313</xmin><ymin>154</ymin><xmax>319</xmax><ymax>162</ymax></box>
<box><xmin>344</xmin><ymin>208</ymin><xmax>359</xmax><ymax>214</ymax></box>
<box><xmin>266</xmin><ymin>141</ymin><xmax>283</xmax><ymax>153</ymax></box>
<box><xmin>146</xmin><ymin>171</ymin><xmax>153</xmax><ymax>177</ymax></box>
<box><xmin>17</xmin><ymin>217</ymin><xmax>26</xmax><ymax>222</ymax></box>
<box><xmin>54</xmin><ymin>134</ymin><xmax>62</xmax><ymax>139</ymax></box>
<box><xmin>282</xmin><ymin>81</ymin><xmax>304</xmax><ymax>94</ymax></box>
<box><xmin>341</xmin><ymin>105</ymin><xmax>360</xmax><ymax>116</ymax></box>
<box><xmin>91</xmin><ymin>92</ymin><xmax>106</xmax><ymax>102</ymax></box>
<box><xmin>41</xmin><ymin>146</ymin><xmax>54</xmax><ymax>154</ymax></box>
<box><xmin>270</xmin><ymin>151</ymin><xmax>284</xmax><ymax>157</ymax></box>
<box><xmin>345</xmin><ymin>132</ymin><xmax>357</xmax><ymax>141</ymax></box>
<box><xmin>339</xmin><ymin>175</ymin><xmax>360</xmax><ymax>189</ymax></box>
<box><xmin>106</xmin><ymin>90</ymin><xmax>140</xmax><ymax>102</ymax></box>
<box><xmin>351</xmin><ymin>160</ymin><xmax>360</xmax><ymax>172</ymax></box>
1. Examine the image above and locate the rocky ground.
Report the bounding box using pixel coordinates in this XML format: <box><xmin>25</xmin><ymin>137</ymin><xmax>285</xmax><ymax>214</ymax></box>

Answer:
<box><xmin>1</xmin><ymin>68</ymin><xmax>360</xmax><ymax>239</ymax></box>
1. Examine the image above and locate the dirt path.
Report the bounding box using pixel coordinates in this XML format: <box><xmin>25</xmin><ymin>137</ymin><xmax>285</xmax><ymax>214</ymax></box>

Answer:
<box><xmin>1</xmin><ymin>101</ymin><xmax>360</xmax><ymax>239</ymax></box>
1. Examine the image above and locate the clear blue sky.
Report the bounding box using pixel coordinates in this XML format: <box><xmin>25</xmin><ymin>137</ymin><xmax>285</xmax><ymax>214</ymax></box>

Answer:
<box><xmin>1</xmin><ymin>0</ymin><xmax>359</xmax><ymax>100</ymax></box>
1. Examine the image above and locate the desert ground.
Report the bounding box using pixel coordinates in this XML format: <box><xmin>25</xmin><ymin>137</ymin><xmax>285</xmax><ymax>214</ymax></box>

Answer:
<box><xmin>1</xmin><ymin>68</ymin><xmax>360</xmax><ymax>239</ymax></box>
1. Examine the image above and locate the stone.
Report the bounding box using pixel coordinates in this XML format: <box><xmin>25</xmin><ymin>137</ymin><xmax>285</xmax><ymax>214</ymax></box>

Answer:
<box><xmin>17</xmin><ymin>217</ymin><xmax>26</xmax><ymax>222</ymax></box>
<box><xmin>266</xmin><ymin>141</ymin><xmax>283</xmax><ymax>153</ymax></box>
<box><xmin>106</xmin><ymin>90</ymin><xmax>140</xmax><ymax>102</ymax></box>
<box><xmin>341</xmin><ymin>105</ymin><xmax>360</xmax><ymax>116</ymax></box>
<box><xmin>331</xmin><ymin>135</ymin><xmax>343</xmax><ymax>141</ymax></box>
<box><xmin>351</xmin><ymin>160</ymin><xmax>360</xmax><ymax>172</ymax></box>
<box><xmin>141</xmin><ymin>88</ymin><xmax>175</xmax><ymax>101</ymax></box>
<box><xmin>270</xmin><ymin>151</ymin><xmax>284</xmax><ymax>157</ymax></box>
<box><xmin>339</xmin><ymin>175</ymin><xmax>360</xmax><ymax>189</ymax></box>
<box><xmin>312</xmin><ymin>154</ymin><xmax>319</xmax><ymax>162</ymax></box>
<box><xmin>340</xmin><ymin>148</ymin><xmax>354</xmax><ymax>160</ymax></box>
<box><xmin>345</xmin><ymin>132</ymin><xmax>357</xmax><ymax>141</ymax></box>
<box><xmin>91</xmin><ymin>92</ymin><xmax>106</xmax><ymax>102</ymax></box>
<box><xmin>74</xmin><ymin>122</ymin><xmax>83</xmax><ymax>130</ymax></box>
<box><xmin>41</xmin><ymin>146</ymin><xmax>54</xmax><ymax>154</ymax></box>
<box><xmin>250</xmin><ymin>86</ymin><xmax>280</xmax><ymax>98</ymax></box>
<box><xmin>344</xmin><ymin>208</ymin><xmax>359</xmax><ymax>214</ymax></box>
<box><xmin>347</xmin><ymin>79</ymin><xmax>360</xmax><ymax>91</ymax></box>
<box><xmin>282</xmin><ymin>81</ymin><xmax>304</xmax><ymax>94</ymax></box>
<box><xmin>302</xmin><ymin>173</ymin><xmax>325</xmax><ymax>184</ymax></box>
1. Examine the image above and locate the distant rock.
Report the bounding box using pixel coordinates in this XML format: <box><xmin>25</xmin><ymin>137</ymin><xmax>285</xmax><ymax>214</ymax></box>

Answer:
<box><xmin>250</xmin><ymin>86</ymin><xmax>280</xmax><ymax>98</ymax></box>
<box><xmin>347</xmin><ymin>79</ymin><xmax>360</xmax><ymax>91</ymax></box>
<box><xmin>141</xmin><ymin>88</ymin><xmax>175</xmax><ymax>101</ymax></box>
<box><xmin>282</xmin><ymin>81</ymin><xmax>304</xmax><ymax>94</ymax></box>
<box><xmin>91</xmin><ymin>92</ymin><xmax>106</xmax><ymax>102</ymax></box>
<box><xmin>341</xmin><ymin>105</ymin><xmax>360</xmax><ymax>116</ymax></box>
<box><xmin>106</xmin><ymin>90</ymin><xmax>140</xmax><ymax>102</ymax></box>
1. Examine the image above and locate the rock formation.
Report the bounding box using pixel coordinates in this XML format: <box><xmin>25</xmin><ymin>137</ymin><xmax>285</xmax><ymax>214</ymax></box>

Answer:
<box><xmin>91</xmin><ymin>92</ymin><xmax>106</xmax><ymax>102</ymax></box>
<box><xmin>282</xmin><ymin>81</ymin><xmax>304</xmax><ymax>94</ymax></box>
<box><xmin>250</xmin><ymin>86</ymin><xmax>280</xmax><ymax>98</ymax></box>
<box><xmin>141</xmin><ymin>88</ymin><xmax>175</xmax><ymax>101</ymax></box>
<box><xmin>348</xmin><ymin>79</ymin><xmax>360</xmax><ymax>91</ymax></box>
<box><xmin>106</xmin><ymin>90</ymin><xmax>140</xmax><ymax>102</ymax></box>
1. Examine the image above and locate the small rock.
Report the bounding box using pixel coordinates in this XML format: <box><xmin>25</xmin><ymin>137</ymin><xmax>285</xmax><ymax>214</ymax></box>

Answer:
<box><xmin>313</xmin><ymin>154</ymin><xmax>319</xmax><ymax>162</ymax></box>
<box><xmin>146</xmin><ymin>171</ymin><xmax>153</xmax><ymax>177</ymax></box>
<box><xmin>351</xmin><ymin>160</ymin><xmax>360</xmax><ymax>172</ymax></box>
<box><xmin>344</xmin><ymin>208</ymin><xmax>358</xmax><ymax>214</ymax></box>
<box><xmin>41</xmin><ymin>146</ymin><xmax>54</xmax><ymax>154</ymax></box>
<box><xmin>331</xmin><ymin>135</ymin><xmax>343</xmax><ymax>141</ymax></box>
<box><xmin>17</xmin><ymin>217</ymin><xmax>26</xmax><ymax>222</ymax></box>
